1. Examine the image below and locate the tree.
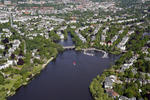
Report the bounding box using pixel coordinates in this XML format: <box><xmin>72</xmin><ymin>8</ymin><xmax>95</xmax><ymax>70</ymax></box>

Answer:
<box><xmin>114</xmin><ymin>84</ymin><xmax>124</xmax><ymax>95</ymax></box>
<box><xmin>2</xmin><ymin>38</ymin><xmax>9</xmax><ymax>44</ymax></box>
<box><xmin>17</xmin><ymin>58</ymin><xmax>24</xmax><ymax>65</ymax></box>
<box><xmin>128</xmin><ymin>70</ymin><xmax>134</xmax><ymax>78</ymax></box>
<box><xmin>11</xmin><ymin>53</ymin><xmax>15</xmax><ymax>59</ymax></box>
<box><xmin>0</xmin><ymin>73</ymin><xmax>4</xmax><ymax>84</ymax></box>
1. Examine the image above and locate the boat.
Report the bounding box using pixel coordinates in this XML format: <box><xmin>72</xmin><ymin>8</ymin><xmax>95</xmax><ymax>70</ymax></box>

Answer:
<box><xmin>73</xmin><ymin>61</ymin><xmax>76</xmax><ymax>66</ymax></box>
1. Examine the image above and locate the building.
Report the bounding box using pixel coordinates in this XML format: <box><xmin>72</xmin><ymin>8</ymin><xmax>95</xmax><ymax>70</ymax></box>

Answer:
<box><xmin>104</xmin><ymin>75</ymin><xmax>117</xmax><ymax>89</ymax></box>
<box><xmin>4</xmin><ymin>0</ymin><xmax>11</xmax><ymax>5</ymax></box>
<box><xmin>106</xmin><ymin>89</ymin><xmax>119</xmax><ymax>98</ymax></box>
<box><xmin>0</xmin><ymin>0</ymin><xmax>2</xmax><ymax>5</ymax></box>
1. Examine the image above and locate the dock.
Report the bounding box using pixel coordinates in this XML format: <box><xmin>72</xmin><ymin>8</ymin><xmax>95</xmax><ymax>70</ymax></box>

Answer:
<box><xmin>82</xmin><ymin>48</ymin><xmax>108</xmax><ymax>58</ymax></box>
<box><xmin>83</xmin><ymin>50</ymin><xmax>94</xmax><ymax>56</ymax></box>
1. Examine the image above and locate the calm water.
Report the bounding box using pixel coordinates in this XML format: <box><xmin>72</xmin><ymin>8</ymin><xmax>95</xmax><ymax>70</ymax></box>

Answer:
<box><xmin>58</xmin><ymin>33</ymin><xmax>74</xmax><ymax>46</ymax></box>
<box><xmin>8</xmin><ymin>34</ymin><xmax>120</xmax><ymax>100</ymax></box>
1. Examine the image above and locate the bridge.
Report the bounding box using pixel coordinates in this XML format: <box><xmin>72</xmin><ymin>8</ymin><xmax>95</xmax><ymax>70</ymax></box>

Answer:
<box><xmin>63</xmin><ymin>46</ymin><xmax>75</xmax><ymax>49</ymax></box>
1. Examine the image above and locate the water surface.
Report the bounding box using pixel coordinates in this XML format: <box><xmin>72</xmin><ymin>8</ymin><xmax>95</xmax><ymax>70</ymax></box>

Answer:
<box><xmin>8</xmin><ymin>50</ymin><xmax>119</xmax><ymax>100</ymax></box>
<box><xmin>8</xmin><ymin>34</ymin><xmax>120</xmax><ymax>100</ymax></box>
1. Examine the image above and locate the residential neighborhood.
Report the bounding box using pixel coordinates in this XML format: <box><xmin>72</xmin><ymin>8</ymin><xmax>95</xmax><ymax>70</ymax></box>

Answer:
<box><xmin>0</xmin><ymin>0</ymin><xmax>149</xmax><ymax>100</ymax></box>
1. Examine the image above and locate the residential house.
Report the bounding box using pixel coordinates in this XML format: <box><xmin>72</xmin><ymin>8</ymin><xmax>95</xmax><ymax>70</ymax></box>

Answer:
<box><xmin>104</xmin><ymin>75</ymin><xmax>117</xmax><ymax>89</ymax></box>
<box><xmin>106</xmin><ymin>89</ymin><xmax>119</xmax><ymax>98</ymax></box>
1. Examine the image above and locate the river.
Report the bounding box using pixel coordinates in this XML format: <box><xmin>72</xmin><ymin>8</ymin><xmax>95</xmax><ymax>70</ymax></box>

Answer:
<box><xmin>8</xmin><ymin>34</ymin><xmax>120</xmax><ymax>100</ymax></box>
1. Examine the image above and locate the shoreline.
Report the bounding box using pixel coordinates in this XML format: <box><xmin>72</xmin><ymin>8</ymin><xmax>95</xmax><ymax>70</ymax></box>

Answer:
<box><xmin>7</xmin><ymin>48</ymin><xmax>119</xmax><ymax>100</ymax></box>
<box><xmin>7</xmin><ymin>48</ymin><xmax>117</xmax><ymax>100</ymax></box>
<box><xmin>42</xmin><ymin>57</ymin><xmax>54</xmax><ymax>69</ymax></box>
<box><xmin>31</xmin><ymin>57</ymin><xmax>55</xmax><ymax>78</ymax></box>
<box><xmin>7</xmin><ymin>57</ymin><xmax>55</xmax><ymax>100</ymax></box>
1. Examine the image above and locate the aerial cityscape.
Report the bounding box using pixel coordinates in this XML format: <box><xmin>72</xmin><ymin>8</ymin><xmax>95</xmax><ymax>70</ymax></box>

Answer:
<box><xmin>0</xmin><ymin>0</ymin><xmax>150</xmax><ymax>100</ymax></box>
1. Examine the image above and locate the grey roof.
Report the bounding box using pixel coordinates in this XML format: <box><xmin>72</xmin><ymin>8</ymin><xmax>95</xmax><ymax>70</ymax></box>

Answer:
<box><xmin>104</xmin><ymin>77</ymin><xmax>113</xmax><ymax>87</ymax></box>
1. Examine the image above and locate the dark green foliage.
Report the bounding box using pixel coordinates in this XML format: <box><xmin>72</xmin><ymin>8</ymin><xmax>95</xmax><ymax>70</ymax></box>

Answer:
<box><xmin>17</xmin><ymin>58</ymin><xmax>24</xmax><ymax>65</ymax></box>
<box><xmin>89</xmin><ymin>75</ymin><xmax>113</xmax><ymax>100</ymax></box>
<box><xmin>134</xmin><ymin>58</ymin><xmax>150</xmax><ymax>73</ymax></box>
<box><xmin>0</xmin><ymin>73</ymin><xmax>4</xmax><ymax>84</ymax></box>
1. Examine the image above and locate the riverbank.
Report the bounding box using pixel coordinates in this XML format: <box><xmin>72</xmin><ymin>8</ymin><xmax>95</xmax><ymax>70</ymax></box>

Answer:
<box><xmin>7</xmin><ymin>38</ymin><xmax>118</xmax><ymax>100</ymax></box>
<box><xmin>8</xmin><ymin>50</ymin><xmax>120</xmax><ymax>100</ymax></box>
<box><xmin>30</xmin><ymin>57</ymin><xmax>55</xmax><ymax>81</ymax></box>
<box><xmin>42</xmin><ymin>57</ymin><xmax>54</xmax><ymax>69</ymax></box>
<box><xmin>89</xmin><ymin>68</ymin><xmax>114</xmax><ymax>100</ymax></box>
<box><xmin>5</xmin><ymin>57</ymin><xmax>55</xmax><ymax>100</ymax></box>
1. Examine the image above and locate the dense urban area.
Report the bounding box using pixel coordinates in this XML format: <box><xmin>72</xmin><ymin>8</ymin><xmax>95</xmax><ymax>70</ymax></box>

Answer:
<box><xmin>0</xmin><ymin>0</ymin><xmax>150</xmax><ymax>100</ymax></box>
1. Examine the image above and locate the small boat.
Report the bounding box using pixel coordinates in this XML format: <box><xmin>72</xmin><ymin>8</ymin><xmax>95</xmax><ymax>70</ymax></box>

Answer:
<box><xmin>73</xmin><ymin>61</ymin><xmax>76</xmax><ymax>66</ymax></box>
